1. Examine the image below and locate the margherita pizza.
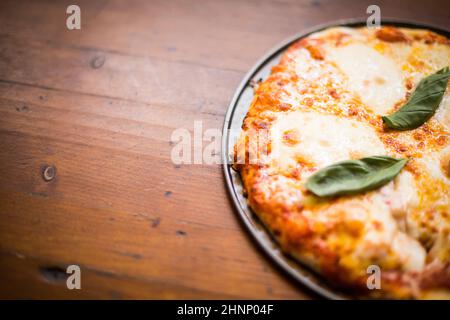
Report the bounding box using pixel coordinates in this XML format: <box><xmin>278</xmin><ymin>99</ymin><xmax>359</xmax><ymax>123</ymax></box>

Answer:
<box><xmin>233</xmin><ymin>26</ymin><xmax>450</xmax><ymax>299</ymax></box>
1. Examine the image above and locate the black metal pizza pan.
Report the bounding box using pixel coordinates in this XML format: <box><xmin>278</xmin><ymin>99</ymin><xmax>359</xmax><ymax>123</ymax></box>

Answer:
<box><xmin>222</xmin><ymin>18</ymin><xmax>450</xmax><ymax>299</ymax></box>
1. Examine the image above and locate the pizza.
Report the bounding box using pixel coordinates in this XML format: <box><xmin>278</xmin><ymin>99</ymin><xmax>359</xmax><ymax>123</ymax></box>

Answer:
<box><xmin>233</xmin><ymin>25</ymin><xmax>450</xmax><ymax>299</ymax></box>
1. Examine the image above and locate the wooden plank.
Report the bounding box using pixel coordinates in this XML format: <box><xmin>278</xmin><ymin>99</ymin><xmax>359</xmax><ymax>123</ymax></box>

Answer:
<box><xmin>0</xmin><ymin>82</ymin><xmax>306</xmax><ymax>299</ymax></box>
<box><xmin>0</xmin><ymin>250</ymin><xmax>239</xmax><ymax>299</ymax></box>
<box><xmin>1</xmin><ymin>0</ymin><xmax>447</xmax><ymax>73</ymax></box>
<box><xmin>0</xmin><ymin>34</ymin><xmax>243</xmax><ymax>114</ymax></box>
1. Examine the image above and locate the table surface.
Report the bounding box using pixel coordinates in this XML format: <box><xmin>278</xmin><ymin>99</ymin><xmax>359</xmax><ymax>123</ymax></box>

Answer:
<box><xmin>0</xmin><ymin>0</ymin><xmax>448</xmax><ymax>299</ymax></box>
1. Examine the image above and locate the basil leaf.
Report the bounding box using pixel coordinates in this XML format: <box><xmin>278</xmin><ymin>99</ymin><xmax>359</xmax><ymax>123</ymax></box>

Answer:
<box><xmin>382</xmin><ymin>67</ymin><xmax>450</xmax><ymax>130</ymax></box>
<box><xmin>305</xmin><ymin>156</ymin><xmax>407</xmax><ymax>197</ymax></box>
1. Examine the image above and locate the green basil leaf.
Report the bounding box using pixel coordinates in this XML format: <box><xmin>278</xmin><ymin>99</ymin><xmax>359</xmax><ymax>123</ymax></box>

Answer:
<box><xmin>305</xmin><ymin>156</ymin><xmax>408</xmax><ymax>197</ymax></box>
<box><xmin>382</xmin><ymin>66</ymin><xmax>450</xmax><ymax>130</ymax></box>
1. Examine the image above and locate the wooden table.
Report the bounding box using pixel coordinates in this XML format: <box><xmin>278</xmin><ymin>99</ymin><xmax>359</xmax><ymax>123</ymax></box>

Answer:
<box><xmin>0</xmin><ymin>0</ymin><xmax>448</xmax><ymax>299</ymax></box>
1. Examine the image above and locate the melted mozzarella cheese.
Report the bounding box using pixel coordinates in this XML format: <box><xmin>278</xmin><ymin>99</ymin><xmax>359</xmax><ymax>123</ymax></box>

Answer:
<box><xmin>328</xmin><ymin>43</ymin><xmax>406</xmax><ymax>114</ymax></box>
<box><xmin>269</xmin><ymin>110</ymin><xmax>428</xmax><ymax>272</ymax></box>
<box><xmin>391</xmin><ymin>231</ymin><xmax>426</xmax><ymax>271</ymax></box>
<box><xmin>435</xmin><ymin>92</ymin><xmax>450</xmax><ymax>130</ymax></box>
<box><xmin>376</xmin><ymin>171</ymin><xmax>419</xmax><ymax>224</ymax></box>
<box><xmin>270</xmin><ymin>110</ymin><xmax>386</xmax><ymax>171</ymax></box>
<box><xmin>418</xmin><ymin>146</ymin><xmax>450</xmax><ymax>183</ymax></box>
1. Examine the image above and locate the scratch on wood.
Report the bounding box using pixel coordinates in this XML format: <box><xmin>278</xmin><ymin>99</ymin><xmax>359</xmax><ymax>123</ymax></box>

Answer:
<box><xmin>176</xmin><ymin>230</ymin><xmax>187</xmax><ymax>236</ymax></box>
<box><xmin>115</xmin><ymin>251</ymin><xmax>143</xmax><ymax>260</ymax></box>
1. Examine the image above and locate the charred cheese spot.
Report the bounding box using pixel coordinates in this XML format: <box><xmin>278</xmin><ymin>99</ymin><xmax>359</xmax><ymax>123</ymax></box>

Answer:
<box><xmin>375</xmin><ymin>27</ymin><xmax>408</xmax><ymax>43</ymax></box>
<box><xmin>305</xmin><ymin>44</ymin><xmax>325</xmax><ymax>60</ymax></box>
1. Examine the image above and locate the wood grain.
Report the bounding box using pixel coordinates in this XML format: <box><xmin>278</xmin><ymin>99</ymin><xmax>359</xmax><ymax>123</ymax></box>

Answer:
<box><xmin>0</xmin><ymin>0</ymin><xmax>448</xmax><ymax>299</ymax></box>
